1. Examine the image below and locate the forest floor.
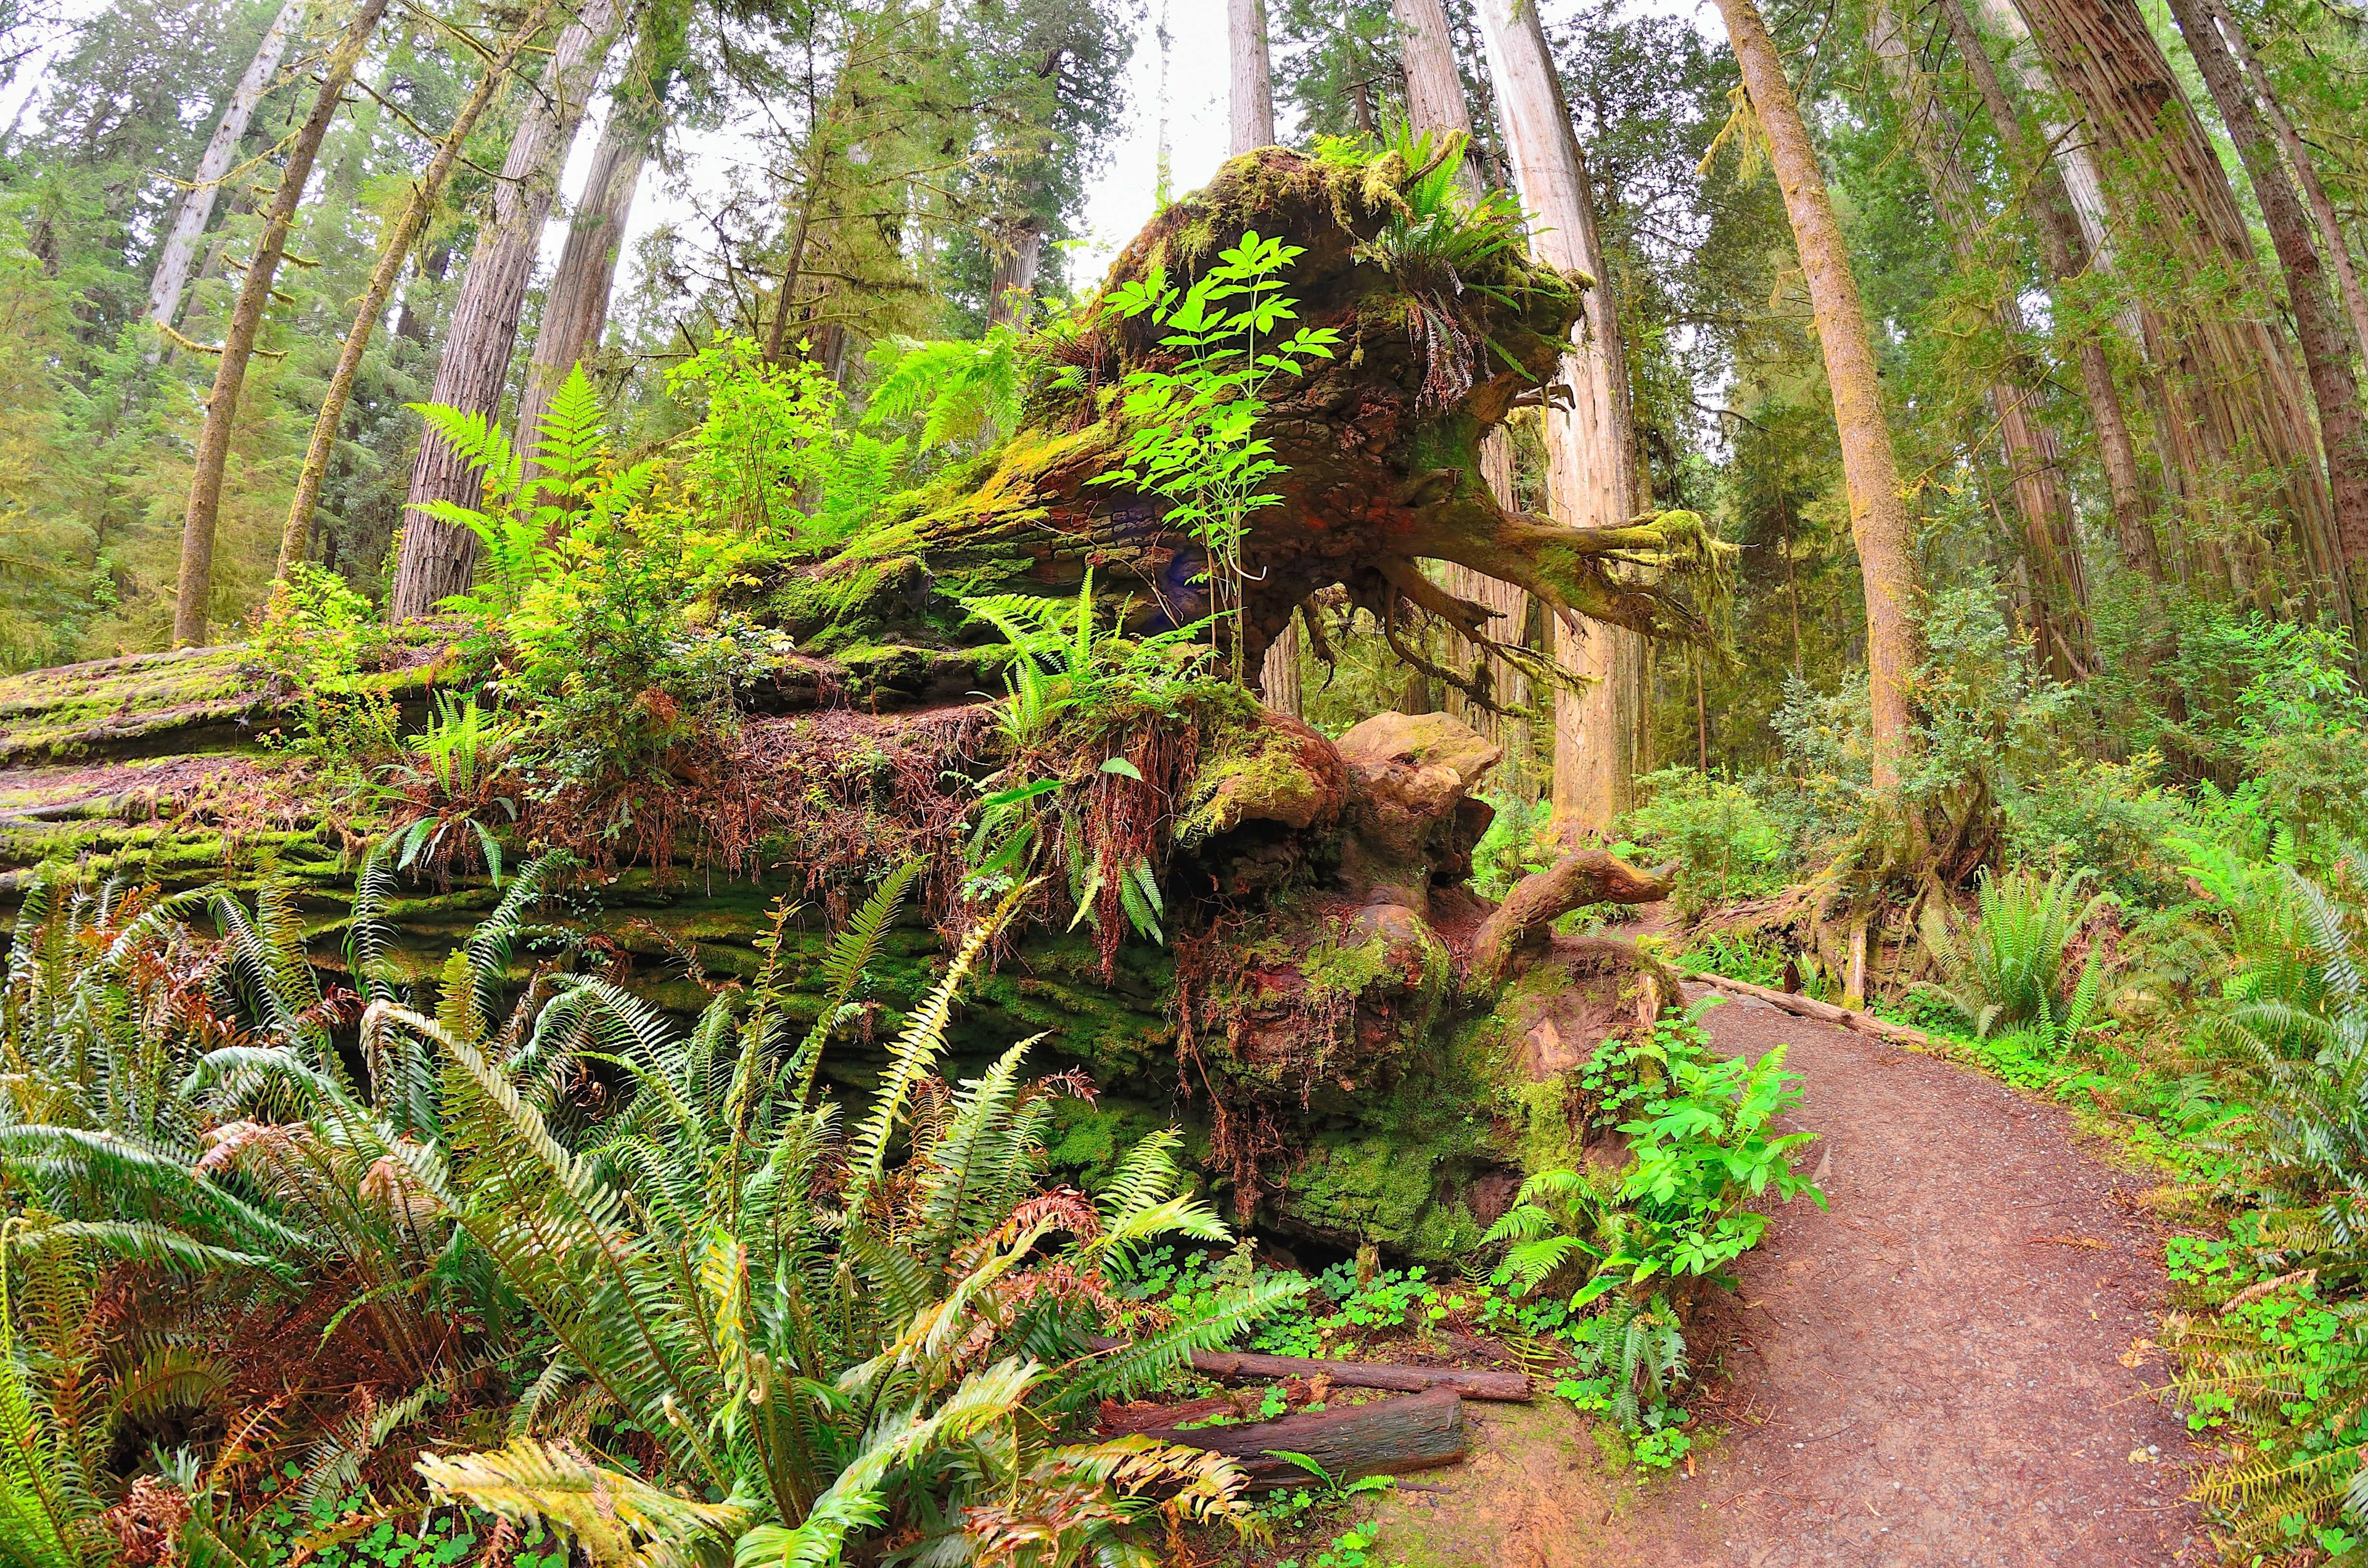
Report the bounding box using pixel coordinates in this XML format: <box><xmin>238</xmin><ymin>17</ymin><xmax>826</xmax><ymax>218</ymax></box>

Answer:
<box><xmin>1365</xmin><ymin>983</ymin><xmax>2211</xmax><ymax>1567</ymax></box>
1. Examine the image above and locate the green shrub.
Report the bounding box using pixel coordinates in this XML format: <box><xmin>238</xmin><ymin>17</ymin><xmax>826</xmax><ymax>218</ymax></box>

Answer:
<box><xmin>2004</xmin><ymin>752</ymin><xmax>2189</xmax><ymax>903</ymax></box>
<box><xmin>1616</xmin><ymin>766</ymin><xmax>1789</xmax><ymax>911</ymax></box>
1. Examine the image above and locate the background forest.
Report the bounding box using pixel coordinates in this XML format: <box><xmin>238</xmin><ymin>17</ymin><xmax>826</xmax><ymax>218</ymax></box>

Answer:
<box><xmin>7</xmin><ymin>0</ymin><xmax>2368</xmax><ymax>1561</ymax></box>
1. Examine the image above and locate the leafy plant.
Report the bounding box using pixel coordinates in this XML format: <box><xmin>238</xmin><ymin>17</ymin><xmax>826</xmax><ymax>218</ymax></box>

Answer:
<box><xmin>408</xmin><ymin>366</ymin><xmax>662</xmax><ymax>624</ymax></box>
<box><xmin>1483</xmin><ymin>1008</ymin><xmax>1819</xmax><ymax>1429</ymax></box>
<box><xmin>384</xmin><ymin>691</ymin><xmax>518</xmax><ymax>887</ymax></box>
<box><xmin>960</xmin><ymin>570</ymin><xmax>1220</xmax><ymax>949</ymax></box>
<box><xmin>668</xmin><ymin>332</ymin><xmax>901</xmax><ymax>548</ymax></box>
<box><xmin>1096</xmin><ymin>231</ymin><xmax>1341</xmax><ymax>678</ymax></box>
<box><xmin>864</xmin><ymin>326</ymin><xmax>1027</xmax><ymax>454</ymax></box>
<box><xmin>1346</xmin><ymin>127</ymin><xmax>1536</xmax><ymax>414</ymax></box>
<box><xmin>1915</xmin><ymin>865</ymin><xmax>2107</xmax><ymax>1048</ymax></box>
<box><xmin>0</xmin><ymin>1229</ymin><xmax>112</xmax><ymax>1568</ymax></box>
<box><xmin>1618</xmin><ymin>767</ymin><xmax>1790</xmax><ymax>912</ymax></box>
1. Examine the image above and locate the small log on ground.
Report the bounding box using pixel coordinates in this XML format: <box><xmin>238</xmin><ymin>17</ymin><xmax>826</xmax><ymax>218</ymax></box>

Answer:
<box><xmin>1685</xmin><ymin>971</ymin><xmax>1933</xmax><ymax>1048</ymax></box>
<box><xmin>1186</xmin><ymin>1348</ymin><xmax>1532</xmax><ymax>1402</ymax></box>
<box><xmin>1083</xmin><ymin>1337</ymin><xmax>1531</xmax><ymax>1402</ymax></box>
<box><xmin>1136</xmin><ymin>1386</ymin><xmax>1468</xmax><ymax>1490</ymax></box>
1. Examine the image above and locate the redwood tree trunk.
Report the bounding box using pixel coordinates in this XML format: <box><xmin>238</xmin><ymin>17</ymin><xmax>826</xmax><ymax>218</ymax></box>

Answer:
<box><xmin>390</xmin><ymin>0</ymin><xmax>625</xmax><ymax>620</ymax></box>
<box><xmin>1228</xmin><ymin>0</ymin><xmax>1275</xmax><ymax>154</ymax></box>
<box><xmin>1476</xmin><ymin>0</ymin><xmax>1645</xmax><ymax>832</ymax></box>
<box><xmin>2206</xmin><ymin>0</ymin><xmax>2368</xmax><ymax>369</ymax></box>
<box><xmin>2012</xmin><ymin>0</ymin><xmax>2349</xmax><ymax>623</ymax></box>
<box><xmin>1712</xmin><ymin>0</ymin><xmax>1919</xmax><ymax>789</ymax></box>
<box><xmin>170</xmin><ymin>0</ymin><xmax>390</xmax><ymax>645</ymax></box>
<box><xmin>1939</xmin><ymin>0</ymin><xmax>2160</xmax><ymax>583</ymax></box>
<box><xmin>515</xmin><ymin>99</ymin><xmax>650</xmax><ymax>475</ymax></box>
<box><xmin>2166</xmin><ymin>0</ymin><xmax>2368</xmax><ymax>630</ymax></box>
<box><xmin>146</xmin><ymin>0</ymin><xmax>305</xmax><ymax>334</ymax></box>
<box><xmin>277</xmin><ymin>0</ymin><xmax>564</xmax><ymax>577</ymax></box>
<box><xmin>1868</xmin><ymin>2</ymin><xmax>2090</xmax><ymax>679</ymax></box>
<box><xmin>1393</xmin><ymin>0</ymin><xmax>1532</xmax><ymax>767</ymax></box>
<box><xmin>985</xmin><ymin>221</ymin><xmax>1043</xmax><ymax>327</ymax></box>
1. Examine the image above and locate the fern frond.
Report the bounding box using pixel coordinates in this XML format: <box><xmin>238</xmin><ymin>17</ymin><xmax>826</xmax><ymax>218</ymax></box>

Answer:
<box><xmin>419</xmin><ymin>1439</ymin><xmax>752</xmax><ymax>1567</ymax></box>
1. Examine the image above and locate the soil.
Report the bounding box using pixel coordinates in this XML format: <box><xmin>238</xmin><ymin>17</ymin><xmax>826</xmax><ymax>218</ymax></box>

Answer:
<box><xmin>1368</xmin><ymin>982</ymin><xmax>2209</xmax><ymax>1567</ymax></box>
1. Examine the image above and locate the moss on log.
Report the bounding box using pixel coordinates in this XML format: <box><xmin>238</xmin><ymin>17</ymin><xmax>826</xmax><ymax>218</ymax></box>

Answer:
<box><xmin>0</xmin><ymin>146</ymin><xmax>1698</xmax><ymax>1260</ymax></box>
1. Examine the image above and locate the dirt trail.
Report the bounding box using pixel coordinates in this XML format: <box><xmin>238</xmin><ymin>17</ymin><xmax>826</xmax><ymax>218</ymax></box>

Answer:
<box><xmin>1372</xmin><ymin>983</ymin><xmax>2207</xmax><ymax>1567</ymax></box>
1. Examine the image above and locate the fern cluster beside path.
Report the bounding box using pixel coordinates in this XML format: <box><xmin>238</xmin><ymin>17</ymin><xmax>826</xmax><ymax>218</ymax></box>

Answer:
<box><xmin>1374</xmin><ymin>983</ymin><xmax>2206</xmax><ymax>1566</ymax></box>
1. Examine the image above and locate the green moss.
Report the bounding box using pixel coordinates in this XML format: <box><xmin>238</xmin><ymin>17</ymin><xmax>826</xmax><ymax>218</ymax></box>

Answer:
<box><xmin>1299</xmin><ymin>927</ymin><xmax>1395</xmax><ymax>998</ymax></box>
<box><xmin>1511</xmin><ymin>1076</ymin><xmax>1588</xmax><ymax>1175</ymax></box>
<box><xmin>1172</xmin><ymin>699</ymin><xmax>1331</xmax><ymax>847</ymax></box>
<box><xmin>1043</xmin><ymin>1094</ymin><xmax>1182</xmax><ymax>1191</ymax></box>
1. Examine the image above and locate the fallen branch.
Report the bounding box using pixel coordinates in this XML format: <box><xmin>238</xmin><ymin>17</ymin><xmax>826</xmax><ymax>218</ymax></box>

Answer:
<box><xmin>1083</xmin><ymin>1339</ymin><xmax>1531</xmax><ymax>1402</ymax></box>
<box><xmin>1683</xmin><ymin>971</ymin><xmax>1933</xmax><ymax>1049</ymax></box>
<box><xmin>1185</xmin><ymin>1348</ymin><xmax>1532</xmax><ymax>1403</ymax></box>
<box><xmin>1134</xmin><ymin>1385</ymin><xmax>1468</xmax><ymax>1490</ymax></box>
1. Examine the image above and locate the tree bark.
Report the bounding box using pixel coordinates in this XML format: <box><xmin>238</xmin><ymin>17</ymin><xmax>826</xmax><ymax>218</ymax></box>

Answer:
<box><xmin>2205</xmin><ymin>0</ymin><xmax>2368</xmax><ymax>371</ymax></box>
<box><xmin>1868</xmin><ymin>2</ymin><xmax>2091</xmax><ymax>679</ymax></box>
<box><xmin>1228</xmin><ymin>0</ymin><xmax>1276</xmax><ymax>154</ymax></box>
<box><xmin>1711</xmin><ymin>0</ymin><xmax>1919</xmax><ymax>789</ymax></box>
<box><xmin>1469</xmin><ymin>848</ymin><xmax>1674</xmax><ymax>988</ymax></box>
<box><xmin>389</xmin><ymin>0</ymin><xmax>625</xmax><ymax>620</ymax></box>
<box><xmin>1137</xmin><ymin>1386</ymin><xmax>1468</xmax><ymax>1491</ymax></box>
<box><xmin>1475</xmin><ymin>0</ymin><xmax>1647</xmax><ymax>835</ymax></box>
<box><xmin>146</xmin><ymin>0</ymin><xmax>306</xmax><ymax>334</ymax></box>
<box><xmin>277</xmin><ymin>0</ymin><xmax>564</xmax><ymax>579</ymax></box>
<box><xmin>2165</xmin><ymin>0</ymin><xmax>2368</xmax><ymax>636</ymax></box>
<box><xmin>515</xmin><ymin>97</ymin><xmax>650</xmax><ymax>478</ymax></box>
<box><xmin>2012</xmin><ymin>0</ymin><xmax>2350</xmax><ymax>624</ymax></box>
<box><xmin>985</xmin><ymin>221</ymin><xmax>1043</xmax><ymax>327</ymax></box>
<box><xmin>1939</xmin><ymin>0</ymin><xmax>2160</xmax><ymax>583</ymax></box>
<box><xmin>1391</xmin><ymin>0</ymin><xmax>1477</xmax><ymax>198</ymax></box>
<box><xmin>1394</xmin><ymin>0</ymin><xmax>1532</xmax><ymax>764</ymax></box>
<box><xmin>170</xmin><ymin>0</ymin><xmax>390</xmax><ymax>646</ymax></box>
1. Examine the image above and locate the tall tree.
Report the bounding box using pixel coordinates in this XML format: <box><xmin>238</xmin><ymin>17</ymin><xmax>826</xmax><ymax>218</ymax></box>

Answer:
<box><xmin>278</xmin><ymin>0</ymin><xmax>565</xmax><ymax>576</ymax></box>
<box><xmin>144</xmin><ymin>0</ymin><xmax>305</xmax><ymax>332</ymax></box>
<box><xmin>1867</xmin><ymin>1</ymin><xmax>2090</xmax><ymax>679</ymax></box>
<box><xmin>1710</xmin><ymin>0</ymin><xmax>1918</xmax><ymax>788</ymax></box>
<box><xmin>2012</xmin><ymin>0</ymin><xmax>2349</xmax><ymax>622</ymax></box>
<box><xmin>1229</xmin><ymin>0</ymin><xmax>1275</xmax><ymax>154</ymax></box>
<box><xmin>2165</xmin><ymin>0</ymin><xmax>2368</xmax><ymax>629</ymax></box>
<box><xmin>514</xmin><ymin>86</ymin><xmax>659</xmax><ymax>475</ymax></box>
<box><xmin>1231</xmin><ymin>0</ymin><xmax>1301</xmax><ymax>716</ymax></box>
<box><xmin>1392</xmin><ymin>0</ymin><xmax>1532</xmax><ymax>757</ymax></box>
<box><xmin>389</xmin><ymin>0</ymin><xmax>625</xmax><ymax>620</ymax></box>
<box><xmin>169</xmin><ymin>0</ymin><xmax>390</xmax><ymax>645</ymax></box>
<box><xmin>2205</xmin><ymin>0</ymin><xmax>2368</xmax><ymax>367</ymax></box>
<box><xmin>1938</xmin><ymin>0</ymin><xmax>2160</xmax><ymax>582</ymax></box>
<box><xmin>1476</xmin><ymin>0</ymin><xmax>1645</xmax><ymax>834</ymax></box>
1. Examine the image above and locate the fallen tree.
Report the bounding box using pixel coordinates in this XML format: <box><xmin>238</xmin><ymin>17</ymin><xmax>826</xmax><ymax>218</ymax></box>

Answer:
<box><xmin>0</xmin><ymin>146</ymin><xmax>1707</xmax><ymax>1260</ymax></box>
<box><xmin>761</xmin><ymin>144</ymin><xmax>1725</xmax><ymax>705</ymax></box>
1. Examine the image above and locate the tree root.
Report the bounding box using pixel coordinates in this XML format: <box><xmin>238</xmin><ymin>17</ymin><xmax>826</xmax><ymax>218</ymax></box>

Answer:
<box><xmin>1468</xmin><ymin>849</ymin><xmax>1676</xmax><ymax>988</ymax></box>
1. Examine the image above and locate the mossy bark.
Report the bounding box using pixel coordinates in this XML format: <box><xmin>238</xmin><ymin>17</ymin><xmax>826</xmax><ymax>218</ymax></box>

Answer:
<box><xmin>772</xmin><ymin>147</ymin><xmax>1724</xmax><ymax>689</ymax></box>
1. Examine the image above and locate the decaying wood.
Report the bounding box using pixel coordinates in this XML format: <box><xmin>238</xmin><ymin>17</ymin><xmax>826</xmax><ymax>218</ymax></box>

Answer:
<box><xmin>1685</xmin><ymin>971</ymin><xmax>1931</xmax><ymax>1049</ymax></box>
<box><xmin>1088</xmin><ymin>1337</ymin><xmax>1531</xmax><ymax>1402</ymax></box>
<box><xmin>1468</xmin><ymin>850</ymin><xmax>1675</xmax><ymax>987</ymax></box>
<box><xmin>1135</xmin><ymin>1385</ymin><xmax>1468</xmax><ymax>1490</ymax></box>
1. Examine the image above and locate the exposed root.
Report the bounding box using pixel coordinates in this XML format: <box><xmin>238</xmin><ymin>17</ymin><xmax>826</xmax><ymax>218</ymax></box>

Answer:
<box><xmin>1468</xmin><ymin>851</ymin><xmax>1677</xmax><ymax>990</ymax></box>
